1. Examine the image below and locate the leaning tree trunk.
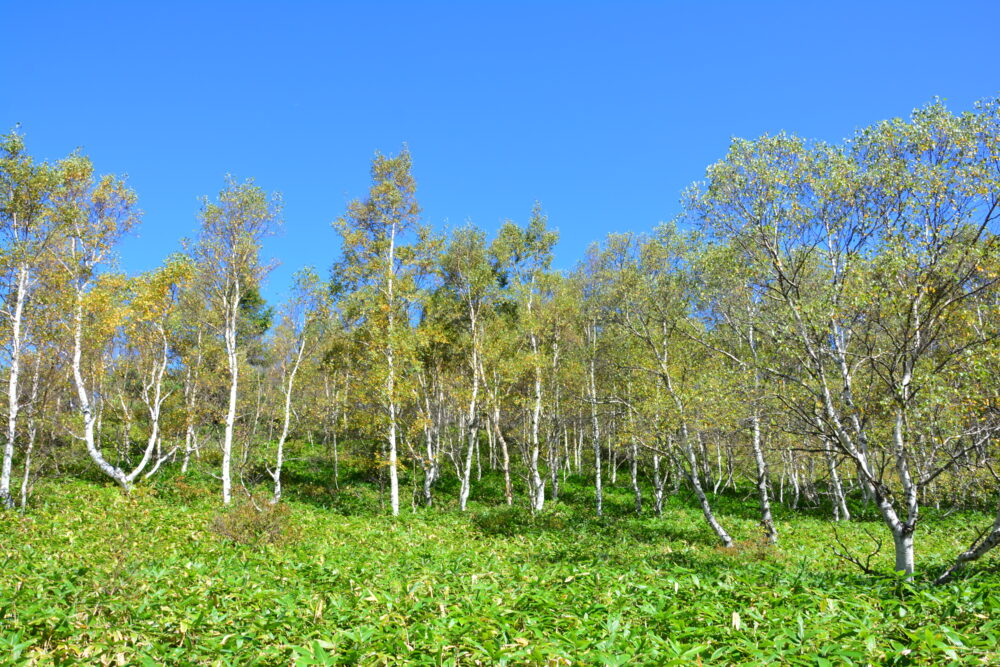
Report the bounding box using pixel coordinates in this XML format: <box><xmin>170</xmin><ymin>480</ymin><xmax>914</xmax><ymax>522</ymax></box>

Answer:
<box><xmin>658</xmin><ymin>353</ymin><xmax>733</xmax><ymax>547</ymax></box>
<box><xmin>272</xmin><ymin>336</ymin><xmax>306</xmax><ymax>503</ymax></box>
<box><xmin>72</xmin><ymin>293</ymin><xmax>131</xmax><ymax>492</ymax></box>
<box><xmin>935</xmin><ymin>498</ymin><xmax>1000</xmax><ymax>584</ymax></box>
<box><xmin>678</xmin><ymin>424</ymin><xmax>733</xmax><ymax>548</ymax></box>
<box><xmin>127</xmin><ymin>327</ymin><xmax>171</xmax><ymax>485</ymax></box>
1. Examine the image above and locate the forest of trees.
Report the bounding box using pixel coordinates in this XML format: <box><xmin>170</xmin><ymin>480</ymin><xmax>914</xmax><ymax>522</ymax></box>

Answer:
<box><xmin>3</xmin><ymin>98</ymin><xmax>1000</xmax><ymax>583</ymax></box>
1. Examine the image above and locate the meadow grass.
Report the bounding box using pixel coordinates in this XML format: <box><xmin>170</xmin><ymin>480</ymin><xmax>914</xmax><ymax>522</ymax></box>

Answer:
<box><xmin>1</xmin><ymin>459</ymin><xmax>999</xmax><ymax>664</ymax></box>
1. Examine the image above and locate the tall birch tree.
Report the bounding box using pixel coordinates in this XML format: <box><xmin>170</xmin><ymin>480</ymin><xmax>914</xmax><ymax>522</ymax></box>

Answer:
<box><xmin>193</xmin><ymin>176</ymin><xmax>280</xmax><ymax>505</ymax></box>
<box><xmin>334</xmin><ymin>147</ymin><xmax>427</xmax><ymax>517</ymax></box>
<box><xmin>0</xmin><ymin>130</ymin><xmax>61</xmax><ymax>507</ymax></box>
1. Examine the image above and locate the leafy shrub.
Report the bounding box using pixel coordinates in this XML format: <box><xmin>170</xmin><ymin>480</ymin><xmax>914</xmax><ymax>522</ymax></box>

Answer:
<box><xmin>172</xmin><ymin>477</ymin><xmax>210</xmax><ymax>503</ymax></box>
<box><xmin>327</xmin><ymin>486</ymin><xmax>383</xmax><ymax>516</ymax></box>
<box><xmin>472</xmin><ymin>505</ymin><xmax>524</xmax><ymax>535</ymax></box>
<box><xmin>717</xmin><ymin>536</ymin><xmax>783</xmax><ymax>562</ymax></box>
<box><xmin>472</xmin><ymin>505</ymin><xmax>570</xmax><ymax>536</ymax></box>
<box><xmin>210</xmin><ymin>499</ymin><xmax>299</xmax><ymax>548</ymax></box>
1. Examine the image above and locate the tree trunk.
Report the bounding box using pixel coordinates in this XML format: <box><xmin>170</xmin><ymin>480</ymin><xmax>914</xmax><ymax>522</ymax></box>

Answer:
<box><xmin>1</xmin><ymin>266</ymin><xmax>28</xmax><ymax>507</ymax></box>
<box><xmin>630</xmin><ymin>439</ymin><xmax>642</xmax><ymax>515</ymax></box>
<box><xmin>588</xmin><ymin>352</ymin><xmax>603</xmax><ymax>517</ymax></box>
<box><xmin>527</xmin><ymin>332</ymin><xmax>545</xmax><ymax>512</ymax></box>
<box><xmin>652</xmin><ymin>452</ymin><xmax>664</xmax><ymax>516</ymax></box>
<box><xmin>680</xmin><ymin>427</ymin><xmax>733</xmax><ymax>548</ymax></box>
<box><xmin>18</xmin><ymin>356</ymin><xmax>41</xmax><ymax>510</ymax></box>
<box><xmin>222</xmin><ymin>296</ymin><xmax>239</xmax><ymax>505</ymax></box>
<box><xmin>823</xmin><ymin>436</ymin><xmax>850</xmax><ymax>521</ymax></box>
<box><xmin>385</xmin><ymin>222</ymin><xmax>400</xmax><ymax>517</ymax></box>
<box><xmin>491</xmin><ymin>407</ymin><xmax>513</xmax><ymax>505</ymax></box>
<box><xmin>936</xmin><ymin>500</ymin><xmax>1000</xmax><ymax>583</ymax></box>
<box><xmin>272</xmin><ymin>336</ymin><xmax>306</xmax><ymax>503</ymax></box>
<box><xmin>72</xmin><ymin>292</ymin><xmax>130</xmax><ymax>492</ymax></box>
<box><xmin>127</xmin><ymin>327</ymin><xmax>170</xmax><ymax>484</ymax></box>
<box><xmin>751</xmin><ymin>411</ymin><xmax>777</xmax><ymax>543</ymax></box>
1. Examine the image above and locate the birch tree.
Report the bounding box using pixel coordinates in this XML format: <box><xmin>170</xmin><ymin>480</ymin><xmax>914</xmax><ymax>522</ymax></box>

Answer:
<box><xmin>490</xmin><ymin>204</ymin><xmax>558</xmax><ymax>512</ymax></box>
<box><xmin>0</xmin><ymin>130</ymin><xmax>61</xmax><ymax>507</ymax></box>
<box><xmin>692</xmin><ymin>102</ymin><xmax>1000</xmax><ymax>574</ymax></box>
<box><xmin>193</xmin><ymin>176</ymin><xmax>280</xmax><ymax>504</ymax></box>
<box><xmin>55</xmin><ymin>155</ymin><xmax>141</xmax><ymax>491</ymax></box>
<box><xmin>269</xmin><ymin>267</ymin><xmax>326</xmax><ymax>503</ymax></box>
<box><xmin>441</xmin><ymin>225</ymin><xmax>494</xmax><ymax>510</ymax></box>
<box><xmin>334</xmin><ymin>148</ymin><xmax>428</xmax><ymax>517</ymax></box>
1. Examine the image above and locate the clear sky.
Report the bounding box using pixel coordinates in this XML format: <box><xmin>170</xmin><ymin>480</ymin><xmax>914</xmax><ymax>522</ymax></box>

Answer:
<box><xmin>2</xmin><ymin>1</ymin><xmax>998</xmax><ymax>303</ymax></box>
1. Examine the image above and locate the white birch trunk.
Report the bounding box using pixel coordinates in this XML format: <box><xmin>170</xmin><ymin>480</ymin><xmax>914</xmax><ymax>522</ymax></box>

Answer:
<box><xmin>272</xmin><ymin>336</ymin><xmax>306</xmax><ymax>503</ymax></box>
<box><xmin>528</xmin><ymin>331</ymin><xmax>545</xmax><ymax>512</ymax></box>
<box><xmin>751</xmin><ymin>410</ymin><xmax>777</xmax><ymax>543</ymax></box>
<box><xmin>385</xmin><ymin>222</ymin><xmax>400</xmax><ymax>517</ymax></box>
<box><xmin>127</xmin><ymin>326</ymin><xmax>170</xmax><ymax>483</ymax></box>
<box><xmin>1</xmin><ymin>266</ymin><xmax>28</xmax><ymax>507</ymax></box>
<box><xmin>221</xmin><ymin>280</ymin><xmax>241</xmax><ymax>505</ymax></box>
<box><xmin>72</xmin><ymin>292</ymin><xmax>130</xmax><ymax>491</ymax></box>
<box><xmin>588</xmin><ymin>338</ymin><xmax>603</xmax><ymax>517</ymax></box>
<box><xmin>18</xmin><ymin>356</ymin><xmax>41</xmax><ymax>510</ymax></box>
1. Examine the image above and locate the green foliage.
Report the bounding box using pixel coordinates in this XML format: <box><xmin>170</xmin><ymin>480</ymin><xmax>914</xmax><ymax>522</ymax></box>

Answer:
<box><xmin>3</xmin><ymin>471</ymin><xmax>1000</xmax><ymax>664</ymax></box>
<box><xmin>210</xmin><ymin>499</ymin><xmax>299</xmax><ymax>548</ymax></box>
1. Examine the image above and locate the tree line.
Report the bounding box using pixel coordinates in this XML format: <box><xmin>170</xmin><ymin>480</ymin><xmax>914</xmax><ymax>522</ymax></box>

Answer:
<box><xmin>2</xmin><ymin>98</ymin><xmax>1000</xmax><ymax>581</ymax></box>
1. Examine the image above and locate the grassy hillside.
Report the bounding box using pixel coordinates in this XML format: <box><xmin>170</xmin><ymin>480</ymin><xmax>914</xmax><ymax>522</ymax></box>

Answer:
<box><xmin>2</xmin><ymin>460</ymin><xmax>999</xmax><ymax>665</ymax></box>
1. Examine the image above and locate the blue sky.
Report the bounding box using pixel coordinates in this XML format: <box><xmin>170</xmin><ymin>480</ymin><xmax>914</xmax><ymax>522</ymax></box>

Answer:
<box><xmin>2</xmin><ymin>1</ymin><xmax>998</xmax><ymax>304</ymax></box>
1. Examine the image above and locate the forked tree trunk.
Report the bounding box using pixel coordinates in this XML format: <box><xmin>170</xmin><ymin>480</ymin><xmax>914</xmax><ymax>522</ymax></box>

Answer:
<box><xmin>72</xmin><ymin>293</ymin><xmax>130</xmax><ymax>492</ymax></box>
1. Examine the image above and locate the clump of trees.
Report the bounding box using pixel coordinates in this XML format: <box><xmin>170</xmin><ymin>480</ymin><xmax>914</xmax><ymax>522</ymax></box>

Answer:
<box><xmin>2</xmin><ymin>98</ymin><xmax>1000</xmax><ymax>581</ymax></box>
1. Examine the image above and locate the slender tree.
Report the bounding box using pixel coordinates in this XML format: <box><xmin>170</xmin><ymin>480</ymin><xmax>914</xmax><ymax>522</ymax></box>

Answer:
<box><xmin>334</xmin><ymin>148</ymin><xmax>428</xmax><ymax>516</ymax></box>
<box><xmin>193</xmin><ymin>176</ymin><xmax>280</xmax><ymax>504</ymax></box>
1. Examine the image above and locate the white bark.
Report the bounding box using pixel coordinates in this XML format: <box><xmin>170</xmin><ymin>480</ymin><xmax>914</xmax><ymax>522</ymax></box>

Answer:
<box><xmin>221</xmin><ymin>280</ymin><xmax>240</xmax><ymax>505</ymax></box>
<box><xmin>936</xmin><ymin>499</ymin><xmax>1000</xmax><ymax>583</ymax></box>
<box><xmin>588</xmin><ymin>332</ymin><xmax>603</xmax><ymax>517</ymax></box>
<box><xmin>181</xmin><ymin>330</ymin><xmax>203</xmax><ymax>474</ymax></box>
<box><xmin>18</xmin><ymin>356</ymin><xmax>41</xmax><ymax>510</ymax></box>
<box><xmin>0</xmin><ymin>265</ymin><xmax>28</xmax><ymax>507</ymax></box>
<box><xmin>822</xmin><ymin>433</ymin><xmax>850</xmax><ymax>521</ymax></box>
<box><xmin>272</xmin><ymin>336</ymin><xmax>307</xmax><ymax>503</ymax></box>
<box><xmin>751</xmin><ymin>411</ymin><xmax>777</xmax><ymax>543</ymax></box>
<box><xmin>126</xmin><ymin>325</ymin><xmax>170</xmax><ymax>484</ymax></box>
<box><xmin>528</xmin><ymin>330</ymin><xmax>545</xmax><ymax>512</ymax></box>
<box><xmin>458</xmin><ymin>304</ymin><xmax>480</xmax><ymax>511</ymax></box>
<box><xmin>679</xmin><ymin>423</ymin><xmax>733</xmax><ymax>547</ymax></box>
<box><xmin>71</xmin><ymin>292</ymin><xmax>130</xmax><ymax>491</ymax></box>
<box><xmin>385</xmin><ymin>221</ymin><xmax>400</xmax><ymax>516</ymax></box>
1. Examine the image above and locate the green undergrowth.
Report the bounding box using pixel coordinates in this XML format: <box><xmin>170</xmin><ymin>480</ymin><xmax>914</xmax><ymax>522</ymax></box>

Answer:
<box><xmin>1</xmin><ymin>466</ymin><xmax>999</xmax><ymax>665</ymax></box>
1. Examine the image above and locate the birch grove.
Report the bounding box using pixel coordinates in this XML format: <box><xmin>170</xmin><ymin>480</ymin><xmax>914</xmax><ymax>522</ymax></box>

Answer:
<box><xmin>3</xmin><ymin>100</ymin><xmax>1000</xmax><ymax>581</ymax></box>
